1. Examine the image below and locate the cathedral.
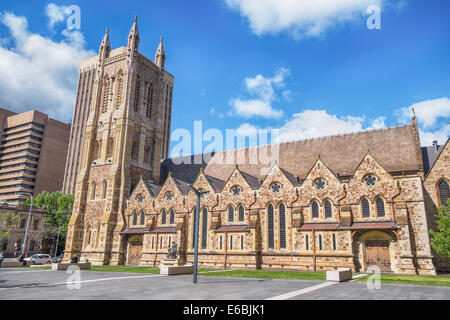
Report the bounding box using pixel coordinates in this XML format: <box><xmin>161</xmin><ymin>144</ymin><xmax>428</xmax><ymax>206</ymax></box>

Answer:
<box><xmin>64</xmin><ymin>18</ymin><xmax>450</xmax><ymax>275</ymax></box>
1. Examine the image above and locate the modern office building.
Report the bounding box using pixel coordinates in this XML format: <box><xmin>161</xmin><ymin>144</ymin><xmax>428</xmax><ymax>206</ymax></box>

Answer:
<box><xmin>0</xmin><ymin>109</ymin><xmax>71</xmax><ymax>203</ymax></box>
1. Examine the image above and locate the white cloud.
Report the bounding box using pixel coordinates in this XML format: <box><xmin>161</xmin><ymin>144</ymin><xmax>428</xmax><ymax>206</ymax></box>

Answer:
<box><xmin>236</xmin><ymin>109</ymin><xmax>386</xmax><ymax>144</ymax></box>
<box><xmin>224</xmin><ymin>0</ymin><xmax>384</xmax><ymax>38</ymax></box>
<box><xmin>229</xmin><ymin>68</ymin><xmax>289</xmax><ymax>119</ymax></box>
<box><xmin>45</xmin><ymin>3</ymin><xmax>69</xmax><ymax>30</ymax></box>
<box><xmin>0</xmin><ymin>11</ymin><xmax>95</xmax><ymax>122</ymax></box>
<box><xmin>396</xmin><ymin>97</ymin><xmax>450</xmax><ymax>129</ymax></box>
<box><xmin>419</xmin><ymin>125</ymin><xmax>450</xmax><ymax>146</ymax></box>
<box><xmin>394</xmin><ymin>97</ymin><xmax>450</xmax><ymax>145</ymax></box>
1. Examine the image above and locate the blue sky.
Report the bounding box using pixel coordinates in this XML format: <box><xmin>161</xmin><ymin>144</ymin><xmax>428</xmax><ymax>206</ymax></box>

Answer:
<box><xmin>0</xmin><ymin>0</ymin><xmax>449</xmax><ymax>154</ymax></box>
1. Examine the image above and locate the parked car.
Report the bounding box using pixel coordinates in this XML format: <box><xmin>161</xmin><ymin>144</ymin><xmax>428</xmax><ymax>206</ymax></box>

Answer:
<box><xmin>52</xmin><ymin>253</ymin><xmax>64</xmax><ymax>263</ymax></box>
<box><xmin>24</xmin><ymin>254</ymin><xmax>52</xmax><ymax>265</ymax></box>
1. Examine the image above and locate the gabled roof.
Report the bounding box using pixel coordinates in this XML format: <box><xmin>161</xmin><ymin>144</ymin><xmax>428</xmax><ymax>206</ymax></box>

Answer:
<box><xmin>279</xmin><ymin>167</ymin><xmax>301</xmax><ymax>186</ymax></box>
<box><xmin>240</xmin><ymin>171</ymin><xmax>261</xmax><ymax>189</ymax></box>
<box><xmin>160</xmin><ymin>123</ymin><xmax>422</xmax><ymax>188</ymax></box>
<box><xmin>205</xmin><ymin>175</ymin><xmax>226</xmax><ymax>193</ymax></box>
<box><xmin>195</xmin><ymin>124</ymin><xmax>421</xmax><ymax>182</ymax></box>
<box><xmin>173</xmin><ymin>177</ymin><xmax>191</xmax><ymax>195</ymax></box>
<box><xmin>422</xmin><ymin>138</ymin><xmax>448</xmax><ymax>175</ymax></box>
<box><xmin>144</xmin><ymin>181</ymin><xmax>162</xmax><ymax>197</ymax></box>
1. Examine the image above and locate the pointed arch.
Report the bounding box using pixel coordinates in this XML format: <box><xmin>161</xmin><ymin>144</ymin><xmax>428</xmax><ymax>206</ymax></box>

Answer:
<box><xmin>85</xmin><ymin>224</ymin><xmax>92</xmax><ymax>246</ymax></box>
<box><xmin>146</xmin><ymin>82</ymin><xmax>154</xmax><ymax>118</ymax></box>
<box><xmin>133</xmin><ymin>211</ymin><xmax>138</xmax><ymax>225</ymax></box>
<box><xmin>311</xmin><ymin>200</ymin><xmax>319</xmax><ymax>219</ymax></box>
<box><xmin>325</xmin><ymin>199</ymin><xmax>333</xmax><ymax>219</ymax></box>
<box><xmin>140</xmin><ymin>211</ymin><xmax>145</xmax><ymax>225</ymax></box>
<box><xmin>228</xmin><ymin>205</ymin><xmax>235</xmax><ymax>223</ymax></box>
<box><xmin>115</xmin><ymin>70</ymin><xmax>124</xmax><ymax>108</ymax></box>
<box><xmin>267</xmin><ymin>203</ymin><xmax>274</xmax><ymax>249</ymax></box>
<box><xmin>91</xmin><ymin>182</ymin><xmax>97</xmax><ymax>200</ymax></box>
<box><xmin>238</xmin><ymin>205</ymin><xmax>245</xmax><ymax>222</ymax></box>
<box><xmin>102</xmin><ymin>179</ymin><xmax>108</xmax><ymax>199</ymax></box>
<box><xmin>279</xmin><ymin>202</ymin><xmax>286</xmax><ymax>249</ymax></box>
<box><xmin>102</xmin><ymin>77</ymin><xmax>110</xmax><ymax>113</ymax></box>
<box><xmin>376</xmin><ymin>196</ymin><xmax>385</xmax><ymax>217</ymax></box>
<box><xmin>361</xmin><ymin>197</ymin><xmax>370</xmax><ymax>218</ymax></box>
<box><xmin>438</xmin><ymin>180</ymin><xmax>450</xmax><ymax>206</ymax></box>
<box><xmin>134</xmin><ymin>75</ymin><xmax>141</xmax><ymax>112</ymax></box>
<box><xmin>161</xmin><ymin>209</ymin><xmax>167</xmax><ymax>225</ymax></box>
<box><xmin>169</xmin><ymin>209</ymin><xmax>175</xmax><ymax>225</ymax></box>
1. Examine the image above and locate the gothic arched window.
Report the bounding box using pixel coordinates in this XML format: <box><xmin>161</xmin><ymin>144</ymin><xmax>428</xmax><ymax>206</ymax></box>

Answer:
<box><xmin>312</xmin><ymin>201</ymin><xmax>319</xmax><ymax>218</ymax></box>
<box><xmin>267</xmin><ymin>204</ymin><xmax>274</xmax><ymax>249</ymax></box>
<box><xmin>201</xmin><ymin>208</ymin><xmax>208</xmax><ymax>250</ymax></box>
<box><xmin>228</xmin><ymin>206</ymin><xmax>234</xmax><ymax>222</ymax></box>
<box><xmin>376</xmin><ymin>198</ymin><xmax>385</xmax><ymax>217</ymax></box>
<box><xmin>134</xmin><ymin>76</ymin><xmax>140</xmax><ymax>112</ymax></box>
<box><xmin>102</xmin><ymin>79</ymin><xmax>110</xmax><ymax>113</ymax></box>
<box><xmin>133</xmin><ymin>211</ymin><xmax>138</xmax><ymax>225</ymax></box>
<box><xmin>146</xmin><ymin>83</ymin><xmax>153</xmax><ymax>118</ymax></box>
<box><xmin>362</xmin><ymin>198</ymin><xmax>370</xmax><ymax>218</ymax></box>
<box><xmin>102</xmin><ymin>180</ymin><xmax>107</xmax><ymax>199</ymax></box>
<box><xmin>116</xmin><ymin>73</ymin><xmax>123</xmax><ymax>108</ymax></box>
<box><xmin>161</xmin><ymin>209</ymin><xmax>167</xmax><ymax>225</ymax></box>
<box><xmin>140</xmin><ymin>211</ymin><xmax>145</xmax><ymax>225</ymax></box>
<box><xmin>169</xmin><ymin>209</ymin><xmax>175</xmax><ymax>224</ymax></box>
<box><xmin>325</xmin><ymin>200</ymin><xmax>332</xmax><ymax>219</ymax></box>
<box><xmin>438</xmin><ymin>181</ymin><xmax>450</xmax><ymax>206</ymax></box>
<box><xmin>238</xmin><ymin>205</ymin><xmax>245</xmax><ymax>222</ymax></box>
<box><xmin>279</xmin><ymin>203</ymin><xmax>286</xmax><ymax>249</ymax></box>
<box><xmin>91</xmin><ymin>182</ymin><xmax>96</xmax><ymax>200</ymax></box>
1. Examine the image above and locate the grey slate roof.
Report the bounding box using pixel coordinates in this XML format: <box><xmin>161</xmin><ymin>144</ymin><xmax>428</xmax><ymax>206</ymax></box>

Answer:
<box><xmin>421</xmin><ymin>141</ymin><xmax>446</xmax><ymax>174</ymax></box>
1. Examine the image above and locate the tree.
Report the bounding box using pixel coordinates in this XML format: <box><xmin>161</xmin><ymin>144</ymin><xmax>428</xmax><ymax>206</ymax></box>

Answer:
<box><xmin>22</xmin><ymin>191</ymin><xmax>74</xmax><ymax>251</ymax></box>
<box><xmin>430</xmin><ymin>199</ymin><xmax>450</xmax><ymax>258</ymax></box>
<box><xmin>0</xmin><ymin>212</ymin><xmax>19</xmax><ymax>238</ymax></box>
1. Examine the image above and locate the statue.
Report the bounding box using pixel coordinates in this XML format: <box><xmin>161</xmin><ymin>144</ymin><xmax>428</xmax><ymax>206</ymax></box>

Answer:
<box><xmin>167</xmin><ymin>241</ymin><xmax>178</xmax><ymax>259</ymax></box>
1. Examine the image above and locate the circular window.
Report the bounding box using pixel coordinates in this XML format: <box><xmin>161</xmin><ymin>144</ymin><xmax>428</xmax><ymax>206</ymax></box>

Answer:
<box><xmin>165</xmin><ymin>192</ymin><xmax>174</xmax><ymax>201</ymax></box>
<box><xmin>270</xmin><ymin>183</ymin><xmax>282</xmax><ymax>193</ymax></box>
<box><xmin>314</xmin><ymin>179</ymin><xmax>326</xmax><ymax>190</ymax></box>
<box><xmin>136</xmin><ymin>195</ymin><xmax>143</xmax><ymax>203</ymax></box>
<box><xmin>231</xmin><ymin>186</ymin><xmax>241</xmax><ymax>196</ymax></box>
<box><xmin>364</xmin><ymin>174</ymin><xmax>377</xmax><ymax>186</ymax></box>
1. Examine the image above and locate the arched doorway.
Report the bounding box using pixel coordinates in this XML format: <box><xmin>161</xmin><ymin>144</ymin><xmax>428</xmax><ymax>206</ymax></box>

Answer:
<box><xmin>358</xmin><ymin>230</ymin><xmax>395</xmax><ymax>272</ymax></box>
<box><xmin>127</xmin><ymin>235</ymin><xmax>143</xmax><ymax>265</ymax></box>
<box><xmin>365</xmin><ymin>240</ymin><xmax>391</xmax><ymax>271</ymax></box>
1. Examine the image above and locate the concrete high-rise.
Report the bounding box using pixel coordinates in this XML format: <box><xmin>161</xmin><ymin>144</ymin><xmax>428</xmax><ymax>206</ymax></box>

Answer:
<box><xmin>0</xmin><ymin>109</ymin><xmax>71</xmax><ymax>203</ymax></box>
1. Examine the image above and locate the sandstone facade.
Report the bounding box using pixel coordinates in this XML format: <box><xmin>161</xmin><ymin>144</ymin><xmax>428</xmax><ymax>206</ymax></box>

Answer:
<box><xmin>63</xmin><ymin>20</ymin><xmax>449</xmax><ymax>275</ymax></box>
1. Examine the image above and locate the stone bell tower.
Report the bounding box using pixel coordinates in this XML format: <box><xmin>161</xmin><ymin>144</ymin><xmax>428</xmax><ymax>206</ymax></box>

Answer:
<box><xmin>64</xmin><ymin>17</ymin><xmax>174</xmax><ymax>265</ymax></box>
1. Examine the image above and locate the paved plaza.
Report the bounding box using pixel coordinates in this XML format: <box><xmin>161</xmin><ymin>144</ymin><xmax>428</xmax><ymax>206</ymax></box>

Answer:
<box><xmin>0</xmin><ymin>268</ymin><xmax>449</xmax><ymax>300</ymax></box>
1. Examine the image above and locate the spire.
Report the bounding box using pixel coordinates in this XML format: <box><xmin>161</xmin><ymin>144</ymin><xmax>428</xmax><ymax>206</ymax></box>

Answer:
<box><xmin>412</xmin><ymin>107</ymin><xmax>418</xmax><ymax>128</ymax></box>
<box><xmin>127</xmin><ymin>16</ymin><xmax>140</xmax><ymax>52</ymax></box>
<box><xmin>99</xmin><ymin>26</ymin><xmax>111</xmax><ymax>59</ymax></box>
<box><xmin>155</xmin><ymin>35</ymin><xmax>166</xmax><ymax>69</ymax></box>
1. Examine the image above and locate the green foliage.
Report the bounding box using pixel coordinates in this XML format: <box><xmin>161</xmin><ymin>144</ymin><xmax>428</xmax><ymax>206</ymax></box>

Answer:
<box><xmin>22</xmin><ymin>191</ymin><xmax>74</xmax><ymax>241</ymax></box>
<box><xmin>430</xmin><ymin>199</ymin><xmax>450</xmax><ymax>258</ymax></box>
<box><xmin>0</xmin><ymin>212</ymin><xmax>19</xmax><ymax>238</ymax></box>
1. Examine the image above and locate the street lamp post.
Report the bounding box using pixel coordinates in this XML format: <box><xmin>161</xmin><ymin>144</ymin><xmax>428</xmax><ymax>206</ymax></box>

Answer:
<box><xmin>188</xmin><ymin>184</ymin><xmax>209</xmax><ymax>284</ymax></box>
<box><xmin>19</xmin><ymin>192</ymin><xmax>33</xmax><ymax>258</ymax></box>
<box><xmin>54</xmin><ymin>218</ymin><xmax>62</xmax><ymax>258</ymax></box>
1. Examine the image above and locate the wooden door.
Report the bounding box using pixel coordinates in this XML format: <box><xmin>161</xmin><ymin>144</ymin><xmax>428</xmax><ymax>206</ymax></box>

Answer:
<box><xmin>128</xmin><ymin>240</ymin><xmax>143</xmax><ymax>265</ymax></box>
<box><xmin>365</xmin><ymin>240</ymin><xmax>391</xmax><ymax>272</ymax></box>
